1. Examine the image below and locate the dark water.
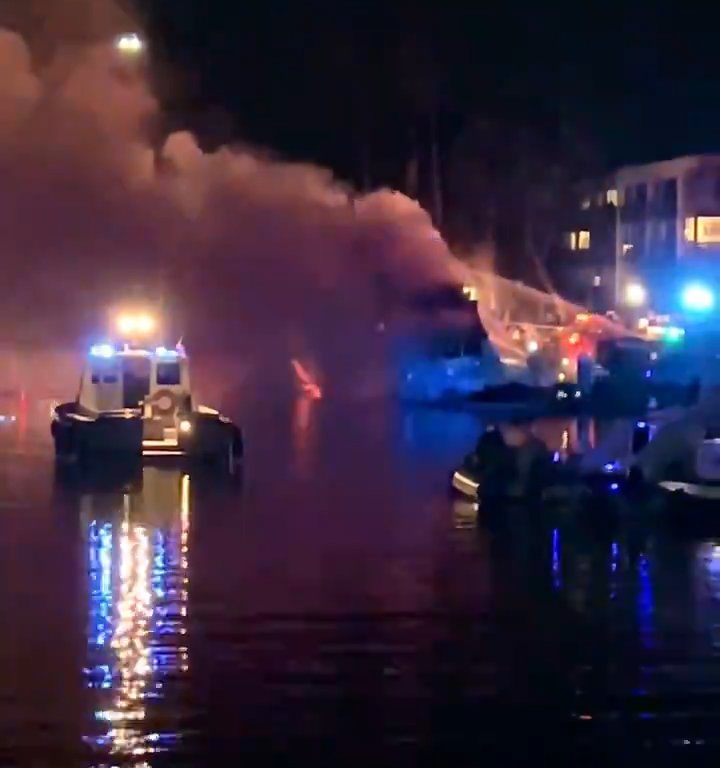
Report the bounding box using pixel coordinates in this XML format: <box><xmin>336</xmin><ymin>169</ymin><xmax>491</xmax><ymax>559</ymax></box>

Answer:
<box><xmin>1</xmin><ymin>395</ymin><xmax>720</xmax><ymax>765</ymax></box>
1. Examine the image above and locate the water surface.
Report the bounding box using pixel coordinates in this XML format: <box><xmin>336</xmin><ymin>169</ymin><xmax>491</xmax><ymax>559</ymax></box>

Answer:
<box><xmin>0</xmin><ymin>395</ymin><xmax>718</xmax><ymax>764</ymax></box>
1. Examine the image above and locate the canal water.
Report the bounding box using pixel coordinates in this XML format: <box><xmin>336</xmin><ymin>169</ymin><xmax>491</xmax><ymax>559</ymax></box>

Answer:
<box><xmin>1</xmin><ymin>394</ymin><xmax>719</xmax><ymax>765</ymax></box>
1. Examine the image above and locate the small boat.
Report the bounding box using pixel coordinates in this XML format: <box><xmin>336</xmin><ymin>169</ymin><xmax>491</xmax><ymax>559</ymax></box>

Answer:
<box><xmin>52</xmin><ymin>331</ymin><xmax>242</xmax><ymax>473</ymax></box>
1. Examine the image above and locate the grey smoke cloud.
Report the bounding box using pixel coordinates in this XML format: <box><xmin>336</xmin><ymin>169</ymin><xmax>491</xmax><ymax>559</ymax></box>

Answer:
<box><xmin>0</xmin><ymin>13</ymin><xmax>464</xmax><ymax>400</ymax></box>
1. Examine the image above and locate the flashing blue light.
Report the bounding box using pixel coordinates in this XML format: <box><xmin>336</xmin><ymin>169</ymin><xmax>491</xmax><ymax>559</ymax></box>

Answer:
<box><xmin>665</xmin><ymin>326</ymin><xmax>684</xmax><ymax>342</ymax></box>
<box><xmin>90</xmin><ymin>343</ymin><xmax>114</xmax><ymax>358</ymax></box>
<box><xmin>155</xmin><ymin>346</ymin><xmax>179</xmax><ymax>358</ymax></box>
<box><xmin>645</xmin><ymin>369</ymin><xmax>652</xmax><ymax>378</ymax></box>
<box><xmin>604</xmin><ymin>461</ymin><xmax>618</xmax><ymax>472</ymax></box>
<box><xmin>637</xmin><ymin>421</ymin><xmax>647</xmax><ymax>429</ymax></box>
<box><xmin>610</xmin><ymin>482</ymin><xmax>620</xmax><ymax>492</ymax></box>
<box><xmin>681</xmin><ymin>282</ymin><xmax>715</xmax><ymax>312</ymax></box>
<box><xmin>552</xmin><ymin>451</ymin><xmax>560</xmax><ymax>463</ymax></box>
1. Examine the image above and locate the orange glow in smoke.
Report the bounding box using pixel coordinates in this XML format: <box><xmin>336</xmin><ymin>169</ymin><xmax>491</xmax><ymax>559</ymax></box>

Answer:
<box><xmin>290</xmin><ymin>359</ymin><xmax>323</xmax><ymax>399</ymax></box>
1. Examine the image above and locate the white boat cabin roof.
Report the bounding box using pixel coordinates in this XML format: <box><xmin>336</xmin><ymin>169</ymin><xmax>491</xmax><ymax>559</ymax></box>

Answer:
<box><xmin>80</xmin><ymin>343</ymin><xmax>191</xmax><ymax>413</ymax></box>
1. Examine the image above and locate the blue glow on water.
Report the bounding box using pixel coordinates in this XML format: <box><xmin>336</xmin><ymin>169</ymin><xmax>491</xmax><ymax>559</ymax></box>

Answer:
<box><xmin>153</xmin><ymin>530</ymin><xmax>166</xmax><ymax>599</ymax></box>
<box><xmin>638</xmin><ymin>553</ymin><xmax>655</xmax><ymax>649</ymax></box>
<box><xmin>88</xmin><ymin>522</ymin><xmax>113</xmax><ymax>650</ymax></box>
<box><xmin>87</xmin><ymin>522</ymin><xmax>113</xmax><ymax>691</ymax></box>
<box><xmin>84</xmin><ymin>478</ymin><xmax>191</xmax><ymax>759</ymax></box>
<box><xmin>552</xmin><ymin>528</ymin><xmax>562</xmax><ymax>591</ymax></box>
<box><xmin>609</xmin><ymin>541</ymin><xmax>620</xmax><ymax>601</ymax></box>
<box><xmin>151</xmin><ymin>523</ymin><xmax>188</xmax><ymax>677</ymax></box>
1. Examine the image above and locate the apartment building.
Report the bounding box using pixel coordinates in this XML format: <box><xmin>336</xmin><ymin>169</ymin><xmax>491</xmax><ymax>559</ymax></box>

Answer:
<box><xmin>556</xmin><ymin>154</ymin><xmax>720</xmax><ymax>311</ymax></box>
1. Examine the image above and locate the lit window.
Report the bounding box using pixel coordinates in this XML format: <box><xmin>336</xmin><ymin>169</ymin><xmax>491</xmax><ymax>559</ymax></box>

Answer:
<box><xmin>564</xmin><ymin>232</ymin><xmax>577</xmax><ymax>250</ymax></box>
<box><xmin>577</xmin><ymin>230</ymin><xmax>590</xmax><ymax>249</ymax></box>
<box><xmin>684</xmin><ymin>216</ymin><xmax>696</xmax><ymax>242</ymax></box>
<box><xmin>593</xmin><ymin>275</ymin><xmax>602</xmax><ymax>287</ymax></box>
<box><xmin>622</xmin><ymin>243</ymin><xmax>634</xmax><ymax>255</ymax></box>
<box><xmin>580</xmin><ymin>198</ymin><xmax>591</xmax><ymax>210</ymax></box>
<box><xmin>606</xmin><ymin>189</ymin><xmax>618</xmax><ymax>206</ymax></box>
<box><xmin>696</xmin><ymin>216</ymin><xmax>720</xmax><ymax>244</ymax></box>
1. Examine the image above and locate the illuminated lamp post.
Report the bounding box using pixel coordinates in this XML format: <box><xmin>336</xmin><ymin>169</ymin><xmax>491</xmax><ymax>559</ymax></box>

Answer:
<box><xmin>624</xmin><ymin>282</ymin><xmax>647</xmax><ymax>308</ymax></box>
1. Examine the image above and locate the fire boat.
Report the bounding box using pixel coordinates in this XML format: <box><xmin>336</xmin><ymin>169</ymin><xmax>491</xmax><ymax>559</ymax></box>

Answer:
<box><xmin>51</xmin><ymin>312</ymin><xmax>243</xmax><ymax>472</ymax></box>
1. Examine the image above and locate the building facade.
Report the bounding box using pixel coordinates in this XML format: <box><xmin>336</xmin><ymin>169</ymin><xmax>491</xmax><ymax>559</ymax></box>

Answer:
<box><xmin>556</xmin><ymin>154</ymin><xmax>720</xmax><ymax>312</ymax></box>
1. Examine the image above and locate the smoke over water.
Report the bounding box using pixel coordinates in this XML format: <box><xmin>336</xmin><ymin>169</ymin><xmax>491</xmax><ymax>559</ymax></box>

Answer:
<box><xmin>0</xmin><ymin>14</ymin><xmax>469</xmax><ymax>406</ymax></box>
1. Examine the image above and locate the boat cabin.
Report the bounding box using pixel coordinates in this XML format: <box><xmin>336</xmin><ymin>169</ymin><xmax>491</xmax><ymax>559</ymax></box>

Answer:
<box><xmin>79</xmin><ymin>345</ymin><xmax>191</xmax><ymax>416</ymax></box>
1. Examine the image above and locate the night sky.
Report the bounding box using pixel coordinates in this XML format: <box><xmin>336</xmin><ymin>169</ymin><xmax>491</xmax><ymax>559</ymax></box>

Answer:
<box><xmin>135</xmin><ymin>1</ymin><xmax>720</xmax><ymax>185</ymax></box>
<box><xmin>3</xmin><ymin>1</ymin><xmax>719</xmax><ymax>185</ymax></box>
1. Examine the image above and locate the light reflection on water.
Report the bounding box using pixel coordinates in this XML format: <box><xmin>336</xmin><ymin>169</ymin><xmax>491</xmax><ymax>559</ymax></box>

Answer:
<box><xmin>83</xmin><ymin>470</ymin><xmax>190</xmax><ymax>767</ymax></box>
<box><xmin>292</xmin><ymin>394</ymin><xmax>320</xmax><ymax>478</ymax></box>
<box><xmin>7</xmin><ymin>396</ymin><xmax>720</xmax><ymax>758</ymax></box>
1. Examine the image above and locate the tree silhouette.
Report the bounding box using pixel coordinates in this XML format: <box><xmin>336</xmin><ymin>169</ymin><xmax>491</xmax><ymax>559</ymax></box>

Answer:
<box><xmin>446</xmin><ymin>114</ymin><xmax>602</xmax><ymax>287</ymax></box>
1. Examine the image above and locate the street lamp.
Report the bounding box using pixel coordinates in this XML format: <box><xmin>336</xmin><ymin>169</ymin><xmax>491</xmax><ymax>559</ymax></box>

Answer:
<box><xmin>114</xmin><ymin>33</ymin><xmax>145</xmax><ymax>56</ymax></box>
<box><xmin>624</xmin><ymin>282</ymin><xmax>647</xmax><ymax>307</ymax></box>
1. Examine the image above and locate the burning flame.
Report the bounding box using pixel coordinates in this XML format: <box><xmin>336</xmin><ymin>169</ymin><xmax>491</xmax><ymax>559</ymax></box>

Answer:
<box><xmin>290</xmin><ymin>359</ymin><xmax>322</xmax><ymax>399</ymax></box>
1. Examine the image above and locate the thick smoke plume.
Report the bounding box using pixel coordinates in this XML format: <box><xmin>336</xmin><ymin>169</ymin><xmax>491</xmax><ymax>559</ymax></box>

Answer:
<box><xmin>0</xmin><ymin>18</ymin><xmax>465</xmax><ymax>403</ymax></box>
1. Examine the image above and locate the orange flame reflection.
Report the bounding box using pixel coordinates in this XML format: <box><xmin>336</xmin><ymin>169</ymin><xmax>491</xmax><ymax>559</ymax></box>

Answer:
<box><xmin>290</xmin><ymin>359</ymin><xmax>323</xmax><ymax>399</ymax></box>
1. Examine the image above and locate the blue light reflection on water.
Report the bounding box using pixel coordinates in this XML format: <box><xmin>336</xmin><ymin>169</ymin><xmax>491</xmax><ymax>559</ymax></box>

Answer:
<box><xmin>637</xmin><ymin>553</ymin><xmax>655</xmax><ymax>649</ymax></box>
<box><xmin>551</xmin><ymin>528</ymin><xmax>562</xmax><ymax>592</ymax></box>
<box><xmin>609</xmin><ymin>541</ymin><xmax>619</xmax><ymax>601</ymax></box>
<box><xmin>151</xmin><ymin>519</ymin><xmax>189</xmax><ymax>677</ymax></box>
<box><xmin>400</xmin><ymin>406</ymin><xmax>481</xmax><ymax>464</ymax></box>
<box><xmin>86</xmin><ymin>522</ymin><xmax>113</xmax><ymax>689</ymax></box>
<box><xmin>83</xmin><ymin>473</ymin><xmax>191</xmax><ymax>764</ymax></box>
<box><xmin>152</xmin><ymin>530</ymin><xmax>166</xmax><ymax>600</ymax></box>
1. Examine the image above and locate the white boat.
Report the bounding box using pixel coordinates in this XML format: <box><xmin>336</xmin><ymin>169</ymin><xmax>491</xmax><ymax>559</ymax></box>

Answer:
<box><xmin>579</xmin><ymin>387</ymin><xmax>720</xmax><ymax>502</ymax></box>
<box><xmin>52</xmin><ymin>340</ymin><xmax>242</xmax><ymax>471</ymax></box>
